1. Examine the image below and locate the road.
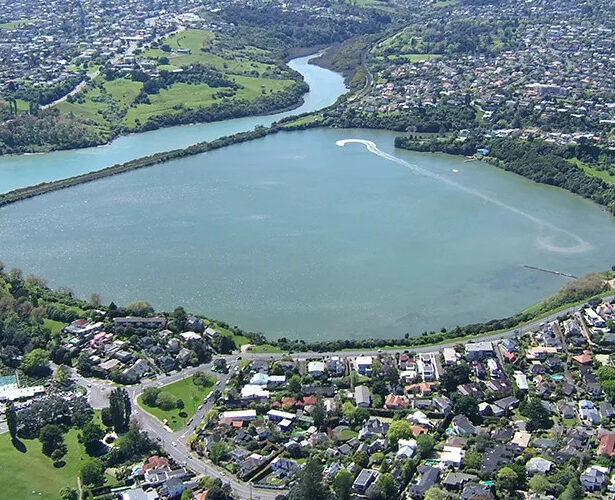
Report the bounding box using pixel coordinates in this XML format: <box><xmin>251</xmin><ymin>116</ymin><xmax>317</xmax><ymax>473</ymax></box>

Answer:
<box><xmin>63</xmin><ymin>293</ymin><xmax>615</xmax><ymax>499</ymax></box>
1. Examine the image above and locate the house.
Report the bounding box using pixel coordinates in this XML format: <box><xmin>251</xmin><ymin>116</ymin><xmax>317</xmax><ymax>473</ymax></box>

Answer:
<box><xmin>581</xmin><ymin>465</ymin><xmax>609</xmax><ymax>491</ymax></box>
<box><xmin>353</xmin><ymin>468</ymin><xmax>380</xmax><ymax>494</ymax></box>
<box><xmin>442</xmin><ymin>472</ymin><xmax>477</xmax><ymax>491</ymax></box>
<box><xmin>598</xmin><ymin>432</ymin><xmax>615</xmax><ymax>456</ymax></box>
<box><xmin>158</xmin><ymin>355</ymin><xmax>176</xmax><ymax>372</ymax></box>
<box><xmin>486</xmin><ymin>380</ymin><xmax>512</xmax><ymax>397</ymax></box>
<box><xmin>557</xmin><ymin>401</ymin><xmax>576</xmax><ymax>419</ymax></box>
<box><xmin>458</xmin><ymin>383</ymin><xmax>484</xmax><ymax>400</ymax></box>
<box><xmin>250</xmin><ymin>373</ymin><xmax>269</xmax><ymax>386</ymax></box>
<box><xmin>121</xmin><ymin>489</ymin><xmax>158</xmax><ymax>500</ymax></box>
<box><xmin>220</xmin><ymin>410</ymin><xmax>257</xmax><ymax>422</ymax></box>
<box><xmin>417</xmin><ymin>353</ymin><xmax>441</xmax><ymax>381</ymax></box>
<box><xmin>433</xmin><ymin>395</ymin><xmax>453</xmax><ymax>414</ymax></box>
<box><xmin>513</xmin><ymin>371</ymin><xmax>529</xmax><ymax>392</ymax></box>
<box><xmin>122</xmin><ymin>359</ymin><xmax>149</xmax><ymax>382</ymax></box>
<box><xmin>241</xmin><ymin>385</ymin><xmax>270</xmax><ymax>400</ymax></box>
<box><xmin>465</xmin><ymin>342</ymin><xmax>494</xmax><ymax>361</ymax></box>
<box><xmin>441</xmin><ymin>445</ymin><xmax>465</xmax><ymax>468</ymax></box>
<box><xmin>307</xmin><ymin>361</ymin><xmax>326</xmax><ymax>377</ymax></box>
<box><xmin>483</xmin><ymin>444</ymin><xmax>522</xmax><ymax>474</ymax></box>
<box><xmin>410</xmin><ymin>466</ymin><xmax>440</xmax><ymax>499</ymax></box>
<box><xmin>159</xmin><ymin>476</ymin><xmax>184</xmax><ymax>498</ymax></box>
<box><xmin>600</xmin><ymin>401</ymin><xmax>615</xmax><ymax>420</ymax></box>
<box><xmin>384</xmin><ymin>394</ymin><xmax>409</xmax><ymax>410</ymax></box>
<box><xmin>461</xmin><ymin>484</ymin><xmax>494</xmax><ymax>500</ymax></box>
<box><xmin>239</xmin><ymin>453</ymin><xmax>266</xmax><ymax>478</ymax></box>
<box><xmin>396</xmin><ymin>439</ymin><xmax>417</xmax><ymax>459</ymax></box>
<box><xmin>326</xmin><ymin>356</ymin><xmax>346</xmax><ymax>376</ymax></box>
<box><xmin>359</xmin><ymin>418</ymin><xmax>389</xmax><ymax>440</ymax></box>
<box><xmin>267</xmin><ymin>409</ymin><xmax>296</xmax><ymax>423</ymax></box>
<box><xmin>526</xmin><ymin>457</ymin><xmax>554</xmax><ymax>475</ymax></box>
<box><xmin>355</xmin><ymin>386</ymin><xmax>370</xmax><ymax>407</ymax></box>
<box><xmin>451</xmin><ymin>415</ymin><xmax>475</xmax><ymax>436</ymax></box>
<box><xmin>355</xmin><ymin>356</ymin><xmax>373</xmax><ymax>375</ymax></box>
<box><xmin>494</xmin><ymin>396</ymin><xmax>519</xmax><ymax>413</ymax></box>
<box><xmin>271</xmin><ymin>457</ymin><xmax>302</xmax><ymax>476</ymax></box>
<box><xmin>442</xmin><ymin>347</ymin><xmax>459</xmax><ymax>365</ymax></box>
<box><xmin>578</xmin><ymin>400</ymin><xmax>600</xmax><ymax>425</ymax></box>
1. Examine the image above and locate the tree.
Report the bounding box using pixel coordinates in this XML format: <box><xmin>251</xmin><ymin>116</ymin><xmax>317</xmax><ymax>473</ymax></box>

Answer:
<box><xmin>60</xmin><ymin>487</ymin><xmax>79</xmax><ymax>500</ymax></box>
<box><xmin>176</xmin><ymin>399</ymin><xmax>185</xmax><ymax>409</ymax></box>
<box><xmin>39</xmin><ymin>424</ymin><xmax>65</xmax><ymax>457</ymax></box>
<box><xmin>454</xmin><ymin>396</ymin><xmax>479</xmax><ymax>422</ymax></box>
<box><xmin>520</xmin><ymin>398</ymin><xmax>552</xmax><ymax>430</ymax></box>
<box><xmin>387</xmin><ymin>419</ymin><xmax>413</xmax><ymax>447</ymax></box>
<box><xmin>80</xmin><ymin>458</ymin><xmax>105</xmax><ymax>486</ymax></box>
<box><xmin>209</xmin><ymin>441</ymin><xmax>229</xmax><ymax>464</ymax></box>
<box><xmin>288</xmin><ymin>374</ymin><xmax>302</xmax><ymax>394</ymax></box>
<box><xmin>288</xmin><ymin>457</ymin><xmax>333</xmax><ymax>500</ymax></box>
<box><xmin>312</xmin><ymin>397</ymin><xmax>326</xmax><ymax>429</ymax></box>
<box><xmin>6</xmin><ymin>402</ymin><xmax>17</xmax><ymax>441</ymax></box>
<box><xmin>333</xmin><ymin>469</ymin><xmax>353</xmax><ymax>500</ymax></box>
<box><xmin>424</xmin><ymin>486</ymin><xmax>450</xmax><ymax>500</ymax></box>
<box><xmin>463</xmin><ymin>450</ymin><xmax>482</xmax><ymax>470</ymax></box>
<box><xmin>529</xmin><ymin>474</ymin><xmax>551</xmax><ymax>494</ymax></box>
<box><xmin>53</xmin><ymin>364</ymin><xmax>72</xmax><ymax>386</ymax></box>
<box><xmin>496</xmin><ymin>466</ymin><xmax>519</xmax><ymax>492</ymax></box>
<box><xmin>101</xmin><ymin>407</ymin><xmax>113</xmax><ymax>428</ymax></box>
<box><xmin>155</xmin><ymin>391</ymin><xmax>177</xmax><ymax>410</ymax></box>
<box><xmin>416</xmin><ymin>433</ymin><xmax>435</xmax><ymax>458</ymax></box>
<box><xmin>353</xmin><ymin>450</ymin><xmax>369</xmax><ymax>469</ymax></box>
<box><xmin>109</xmin><ymin>388</ymin><xmax>131</xmax><ymax>432</ymax></box>
<box><xmin>80</xmin><ymin>420</ymin><xmax>105</xmax><ymax>455</ymax></box>
<box><xmin>141</xmin><ymin>387</ymin><xmax>161</xmax><ymax>407</ymax></box>
<box><xmin>215</xmin><ymin>335</ymin><xmax>236</xmax><ymax>354</ymax></box>
<box><xmin>373</xmin><ymin>473</ymin><xmax>397</xmax><ymax>500</ymax></box>
<box><xmin>559</xmin><ymin>477</ymin><xmax>584</xmax><ymax>500</ymax></box>
<box><xmin>342</xmin><ymin>401</ymin><xmax>356</xmax><ymax>423</ymax></box>
<box><xmin>22</xmin><ymin>348</ymin><xmax>50</xmax><ymax>376</ymax></box>
<box><xmin>125</xmin><ymin>300</ymin><xmax>154</xmax><ymax>316</ymax></box>
<box><xmin>440</xmin><ymin>364</ymin><xmax>471</xmax><ymax>393</ymax></box>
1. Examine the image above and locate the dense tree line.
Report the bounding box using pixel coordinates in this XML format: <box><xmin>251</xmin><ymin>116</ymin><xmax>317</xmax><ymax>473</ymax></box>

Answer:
<box><xmin>218</xmin><ymin>4</ymin><xmax>391</xmax><ymax>55</ymax></box>
<box><xmin>5</xmin><ymin>73</ymin><xmax>85</xmax><ymax>106</ymax></box>
<box><xmin>326</xmin><ymin>102</ymin><xmax>478</xmax><ymax>133</ymax></box>
<box><xmin>396</xmin><ymin>135</ymin><xmax>615</xmax><ymax>215</ymax></box>
<box><xmin>0</xmin><ymin>109</ymin><xmax>106</xmax><ymax>154</ymax></box>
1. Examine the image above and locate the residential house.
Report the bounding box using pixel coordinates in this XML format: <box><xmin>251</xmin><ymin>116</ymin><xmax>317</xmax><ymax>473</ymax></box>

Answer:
<box><xmin>465</xmin><ymin>342</ymin><xmax>494</xmax><ymax>361</ymax></box>
<box><xmin>452</xmin><ymin>415</ymin><xmax>475</xmax><ymax>436</ymax></box>
<box><xmin>355</xmin><ymin>386</ymin><xmax>371</xmax><ymax>407</ymax></box>
<box><xmin>410</xmin><ymin>466</ymin><xmax>440</xmax><ymax>499</ymax></box>
<box><xmin>353</xmin><ymin>468</ymin><xmax>380</xmax><ymax>494</ymax></box>
<box><xmin>581</xmin><ymin>465</ymin><xmax>609</xmax><ymax>491</ymax></box>
<box><xmin>355</xmin><ymin>356</ymin><xmax>373</xmax><ymax>376</ymax></box>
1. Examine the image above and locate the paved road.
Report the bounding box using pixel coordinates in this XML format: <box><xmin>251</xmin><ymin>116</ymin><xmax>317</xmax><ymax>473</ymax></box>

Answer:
<box><xmin>57</xmin><ymin>293</ymin><xmax>615</xmax><ymax>499</ymax></box>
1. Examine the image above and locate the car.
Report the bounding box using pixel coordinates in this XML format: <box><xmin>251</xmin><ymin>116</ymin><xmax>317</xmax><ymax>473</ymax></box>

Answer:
<box><xmin>171</xmin><ymin>441</ymin><xmax>177</xmax><ymax>447</ymax></box>
<box><xmin>215</xmin><ymin>380</ymin><xmax>221</xmax><ymax>386</ymax></box>
<box><xmin>187</xmin><ymin>418</ymin><xmax>193</xmax><ymax>425</ymax></box>
<box><xmin>220</xmin><ymin>471</ymin><xmax>226</xmax><ymax>476</ymax></box>
<box><xmin>198</xmin><ymin>404</ymin><xmax>203</xmax><ymax>410</ymax></box>
<box><xmin>87</xmin><ymin>383</ymin><xmax>92</xmax><ymax>388</ymax></box>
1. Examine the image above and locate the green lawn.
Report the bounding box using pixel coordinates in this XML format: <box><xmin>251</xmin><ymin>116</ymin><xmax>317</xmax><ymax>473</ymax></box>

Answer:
<box><xmin>249</xmin><ymin>344</ymin><xmax>284</xmax><ymax>354</ymax></box>
<box><xmin>137</xmin><ymin>374</ymin><xmax>216</xmax><ymax>431</ymax></box>
<box><xmin>570</xmin><ymin>158</ymin><xmax>615</xmax><ymax>184</ymax></box>
<box><xmin>0</xmin><ymin>428</ymin><xmax>83</xmax><ymax>499</ymax></box>
<box><xmin>0</xmin><ymin>18</ymin><xmax>36</xmax><ymax>29</ymax></box>
<box><xmin>43</xmin><ymin>318</ymin><xmax>66</xmax><ymax>336</ymax></box>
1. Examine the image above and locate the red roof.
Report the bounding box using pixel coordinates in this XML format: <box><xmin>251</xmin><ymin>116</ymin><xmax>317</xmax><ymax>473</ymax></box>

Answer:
<box><xmin>303</xmin><ymin>395</ymin><xmax>317</xmax><ymax>405</ymax></box>
<box><xmin>572</xmin><ymin>351</ymin><xmax>593</xmax><ymax>365</ymax></box>
<box><xmin>142</xmin><ymin>455</ymin><xmax>170</xmax><ymax>472</ymax></box>
<box><xmin>385</xmin><ymin>394</ymin><xmax>409</xmax><ymax>409</ymax></box>
<box><xmin>598</xmin><ymin>433</ymin><xmax>615</xmax><ymax>456</ymax></box>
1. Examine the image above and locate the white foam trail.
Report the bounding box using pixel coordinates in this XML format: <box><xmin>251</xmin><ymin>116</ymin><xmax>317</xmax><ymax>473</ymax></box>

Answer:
<box><xmin>336</xmin><ymin>139</ymin><xmax>592</xmax><ymax>254</ymax></box>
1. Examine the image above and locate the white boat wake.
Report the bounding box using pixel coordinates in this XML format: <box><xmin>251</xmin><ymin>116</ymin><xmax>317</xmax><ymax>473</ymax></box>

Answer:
<box><xmin>336</xmin><ymin>139</ymin><xmax>592</xmax><ymax>254</ymax></box>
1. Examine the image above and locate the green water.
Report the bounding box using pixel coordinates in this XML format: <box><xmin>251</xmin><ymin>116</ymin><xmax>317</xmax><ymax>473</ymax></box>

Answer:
<box><xmin>0</xmin><ymin>128</ymin><xmax>613</xmax><ymax>340</ymax></box>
